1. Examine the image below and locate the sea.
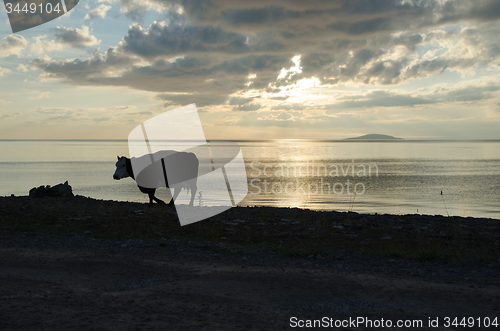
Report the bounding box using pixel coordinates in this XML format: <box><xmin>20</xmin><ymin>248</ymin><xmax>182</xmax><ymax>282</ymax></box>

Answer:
<box><xmin>0</xmin><ymin>139</ymin><xmax>499</xmax><ymax>219</ymax></box>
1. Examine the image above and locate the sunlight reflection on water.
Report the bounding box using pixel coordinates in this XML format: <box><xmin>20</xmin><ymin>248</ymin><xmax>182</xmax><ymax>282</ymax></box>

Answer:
<box><xmin>0</xmin><ymin>140</ymin><xmax>499</xmax><ymax>218</ymax></box>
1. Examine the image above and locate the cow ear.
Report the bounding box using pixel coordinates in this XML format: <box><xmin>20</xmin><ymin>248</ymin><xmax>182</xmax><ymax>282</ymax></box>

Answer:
<box><xmin>117</xmin><ymin>156</ymin><xmax>120</xmax><ymax>160</ymax></box>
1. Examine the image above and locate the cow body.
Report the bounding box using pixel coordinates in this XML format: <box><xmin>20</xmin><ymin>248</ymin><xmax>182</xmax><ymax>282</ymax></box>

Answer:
<box><xmin>113</xmin><ymin>151</ymin><xmax>199</xmax><ymax>206</ymax></box>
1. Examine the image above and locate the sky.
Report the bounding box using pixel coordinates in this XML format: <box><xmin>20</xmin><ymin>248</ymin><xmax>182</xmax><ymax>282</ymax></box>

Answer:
<box><xmin>0</xmin><ymin>0</ymin><xmax>500</xmax><ymax>140</ymax></box>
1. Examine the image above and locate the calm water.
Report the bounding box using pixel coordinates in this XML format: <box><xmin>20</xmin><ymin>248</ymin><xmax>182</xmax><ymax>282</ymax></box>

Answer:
<box><xmin>0</xmin><ymin>140</ymin><xmax>499</xmax><ymax>219</ymax></box>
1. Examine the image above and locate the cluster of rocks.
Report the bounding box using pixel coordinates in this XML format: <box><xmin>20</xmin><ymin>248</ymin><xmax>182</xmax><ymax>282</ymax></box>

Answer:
<box><xmin>29</xmin><ymin>181</ymin><xmax>74</xmax><ymax>198</ymax></box>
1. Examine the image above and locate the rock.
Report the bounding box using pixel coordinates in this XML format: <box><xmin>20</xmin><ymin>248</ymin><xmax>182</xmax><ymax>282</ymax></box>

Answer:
<box><xmin>29</xmin><ymin>181</ymin><xmax>74</xmax><ymax>198</ymax></box>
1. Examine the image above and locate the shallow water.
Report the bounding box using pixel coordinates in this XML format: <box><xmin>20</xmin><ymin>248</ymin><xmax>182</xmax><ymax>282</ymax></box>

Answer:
<box><xmin>0</xmin><ymin>140</ymin><xmax>499</xmax><ymax>219</ymax></box>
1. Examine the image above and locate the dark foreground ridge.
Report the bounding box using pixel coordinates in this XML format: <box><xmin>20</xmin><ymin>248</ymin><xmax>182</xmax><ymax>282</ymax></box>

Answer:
<box><xmin>0</xmin><ymin>196</ymin><xmax>499</xmax><ymax>329</ymax></box>
<box><xmin>1</xmin><ymin>195</ymin><xmax>498</xmax><ymax>261</ymax></box>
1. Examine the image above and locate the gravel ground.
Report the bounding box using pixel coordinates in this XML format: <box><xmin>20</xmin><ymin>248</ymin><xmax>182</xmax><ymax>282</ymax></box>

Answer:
<box><xmin>1</xmin><ymin>230</ymin><xmax>499</xmax><ymax>330</ymax></box>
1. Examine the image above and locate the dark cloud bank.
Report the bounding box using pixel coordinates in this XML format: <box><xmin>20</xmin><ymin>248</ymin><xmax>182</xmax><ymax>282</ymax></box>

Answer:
<box><xmin>32</xmin><ymin>0</ymin><xmax>500</xmax><ymax>110</ymax></box>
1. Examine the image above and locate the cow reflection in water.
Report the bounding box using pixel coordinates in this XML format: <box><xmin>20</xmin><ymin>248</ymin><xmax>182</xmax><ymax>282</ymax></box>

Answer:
<box><xmin>113</xmin><ymin>151</ymin><xmax>199</xmax><ymax>206</ymax></box>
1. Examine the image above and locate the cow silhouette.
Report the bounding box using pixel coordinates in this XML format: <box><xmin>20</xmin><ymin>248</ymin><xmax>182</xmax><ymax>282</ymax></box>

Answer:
<box><xmin>113</xmin><ymin>150</ymin><xmax>199</xmax><ymax>206</ymax></box>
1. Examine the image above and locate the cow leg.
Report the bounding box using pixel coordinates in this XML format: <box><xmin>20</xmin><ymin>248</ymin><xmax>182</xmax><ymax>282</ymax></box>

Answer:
<box><xmin>170</xmin><ymin>186</ymin><xmax>181</xmax><ymax>206</ymax></box>
<box><xmin>167</xmin><ymin>198</ymin><xmax>175</xmax><ymax>206</ymax></box>
<box><xmin>153</xmin><ymin>196</ymin><xmax>166</xmax><ymax>205</ymax></box>
<box><xmin>148</xmin><ymin>190</ymin><xmax>165</xmax><ymax>205</ymax></box>
<box><xmin>167</xmin><ymin>188</ymin><xmax>175</xmax><ymax>206</ymax></box>
<box><xmin>147</xmin><ymin>191</ymin><xmax>154</xmax><ymax>205</ymax></box>
<box><xmin>189</xmin><ymin>182</ymin><xmax>197</xmax><ymax>207</ymax></box>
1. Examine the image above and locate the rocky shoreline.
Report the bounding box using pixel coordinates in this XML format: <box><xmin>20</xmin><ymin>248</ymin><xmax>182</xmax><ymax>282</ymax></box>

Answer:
<box><xmin>2</xmin><ymin>195</ymin><xmax>499</xmax><ymax>261</ymax></box>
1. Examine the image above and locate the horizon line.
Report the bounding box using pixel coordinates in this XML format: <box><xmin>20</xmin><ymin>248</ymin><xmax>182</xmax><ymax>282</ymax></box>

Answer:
<box><xmin>1</xmin><ymin>138</ymin><xmax>500</xmax><ymax>142</ymax></box>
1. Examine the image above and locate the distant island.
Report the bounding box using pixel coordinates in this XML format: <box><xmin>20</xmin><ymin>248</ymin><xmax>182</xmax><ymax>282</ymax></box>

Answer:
<box><xmin>345</xmin><ymin>134</ymin><xmax>402</xmax><ymax>140</ymax></box>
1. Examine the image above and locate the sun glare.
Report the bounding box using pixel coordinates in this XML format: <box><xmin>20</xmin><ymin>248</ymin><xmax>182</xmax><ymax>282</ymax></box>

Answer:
<box><xmin>278</xmin><ymin>55</ymin><xmax>302</xmax><ymax>80</ymax></box>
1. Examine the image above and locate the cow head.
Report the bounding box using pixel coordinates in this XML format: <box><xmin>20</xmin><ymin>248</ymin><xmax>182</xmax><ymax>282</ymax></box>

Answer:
<box><xmin>113</xmin><ymin>156</ymin><xmax>130</xmax><ymax>180</ymax></box>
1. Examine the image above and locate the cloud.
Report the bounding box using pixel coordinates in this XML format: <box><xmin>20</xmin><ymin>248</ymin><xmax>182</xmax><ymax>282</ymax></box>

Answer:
<box><xmin>29</xmin><ymin>1</ymin><xmax>500</xmax><ymax>113</ymax></box>
<box><xmin>28</xmin><ymin>35</ymin><xmax>64</xmax><ymax>54</ymax></box>
<box><xmin>327</xmin><ymin>82</ymin><xmax>500</xmax><ymax>112</ymax></box>
<box><xmin>271</xmin><ymin>103</ymin><xmax>307</xmax><ymax>111</ymax></box>
<box><xmin>35</xmin><ymin>107</ymin><xmax>70</xmax><ymax>114</ymax></box>
<box><xmin>398</xmin><ymin>27</ymin><xmax>500</xmax><ymax>81</ymax></box>
<box><xmin>155</xmin><ymin>93</ymin><xmax>228</xmax><ymax>107</ymax></box>
<box><xmin>233</xmin><ymin>104</ymin><xmax>261</xmax><ymax>111</ymax></box>
<box><xmin>227</xmin><ymin>111</ymin><xmax>338</xmax><ymax>128</ymax></box>
<box><xmin>16</xmin><ymin>64</ymin><xmax>30</xmax><ymax>73</ymax></box>
<box><xmin>100</xmin><ymin>0</ymin><xmax>500</xmax><ymax>33</ymax></box>
<box><xmin>229</xmin><ymin>97</ymin><xmax>253</xmax><ymax>105</ymax></box>
<box><xmin>53</xmin><ymin>26</ymin><xmax>101</xmax><ymax>48</ymax></box>
<box><xmin>328</xmin><ymin>18</ymin><xmax>393</xmax><ymax>36</ymax></box>
<box><xmin>222</xmin><ymin>6</ymin><xmax>290</xmax><ymax>25</ymax></box>
<box><xmin>31</xmin><ymin>48</ymin><xmax>135</xmax><ymax>84</ymax></box>
<box><xmin>85</xmin><ymin>4</ymin><xmax>112</xmax><ymax>20</ymax></box>
<box><xmin>0</xmin><ymin>112</ymin><xmax>18</xmax><ymax>119</ymax></box>
<box><xmin>258</xmin><ymin>112</ymin><xmax>294</xmax><ymax>121</ymax></box>
<box><xmin>330</xmin><ymin>90</ymin><xmax>435</xmax><ymax>110</ymax></box>
<box><xmin>276</xmin><ymin>112</ymin><xmax>292</xmax><ymax>120</ymax></box>
<box><xmin>29</xmin><ymin>91</ymin><xmax>51</xmax><ymax>99</ymax></box>
<box><xmin>26</xmin><ymin>26</ymin><xmax>101</xmax><ymax>55</ymax></box>
<box><xmin>96</xmin><ymin>0</ymin><xmax>202</xmax><ymax>22</ymax></box>
<box><xmin>0</xmin><ymin>35</ymin><xmax>28</xmax><ymax>57</ymax></box>
<box><xmin>431</xmin><ymin>81</ymin><xmax>500</xmax><ymax>103</ymax></box>
<box><xmin>0</xmin><ymin>66</ymin><xmax>12</xmax><ymax>77</ymax></box>
<box><xmin>93</xmin><ymin>117</ymin><xmax>110</xmax><ymax>122</ymax></box>
<box><xmin>32</xmin><ymin>105</ymin><xmax>147</xmax><ymax>124</ymax></box>
<box><xmin>119</xmin><ymin>21</ymin><xmax>285</xmax><ymax>59</ymax></box>
<box><xmin>31</xmin><ymin>43</ymin><xmax>289</xmax><ymax>98</ymax></box>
